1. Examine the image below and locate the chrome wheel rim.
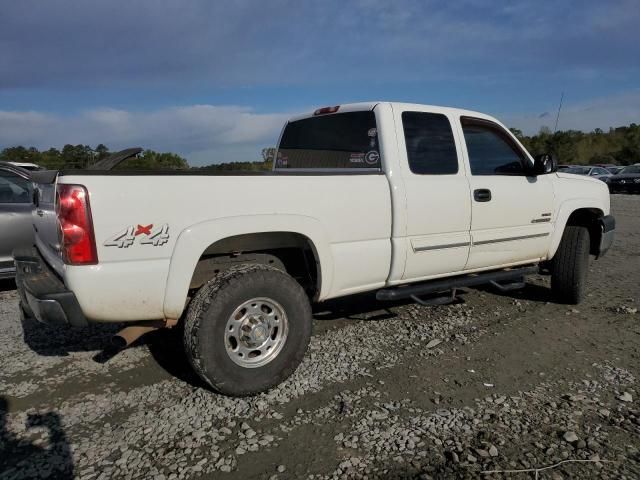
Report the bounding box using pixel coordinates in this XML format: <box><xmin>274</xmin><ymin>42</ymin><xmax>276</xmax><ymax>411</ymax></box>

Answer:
<box><xmin>225</xmin><ymin>297</ymin><xmax>288</xmax><ymax>368</ymax></box>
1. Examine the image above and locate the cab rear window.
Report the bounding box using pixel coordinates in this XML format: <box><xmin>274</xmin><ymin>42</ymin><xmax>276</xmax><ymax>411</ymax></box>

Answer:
<box><xmin>276</xmin><ymin>111</ymin><xmax>381</xmax><ymax>170</ymax></box>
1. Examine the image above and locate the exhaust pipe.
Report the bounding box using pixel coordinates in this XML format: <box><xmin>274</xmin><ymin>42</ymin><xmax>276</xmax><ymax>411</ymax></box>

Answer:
<box><xmin>111</xmin><ymin>325</ymin><xmax>160</xmax><ymax>349</ymax></box>
<box><xmin>94</xmin><ymin>319</ymin><xmax>178</xmax><ymax>364</ymax></box>
<box><xmin>111</xmin><ymin>319</ymin><xmax>177</xmax><ymax>349</ymax></box>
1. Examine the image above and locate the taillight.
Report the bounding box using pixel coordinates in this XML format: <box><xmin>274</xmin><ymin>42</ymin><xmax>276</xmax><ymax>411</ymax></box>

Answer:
<box><xmin>56</xmin><ymin>184</ymin><xmax>98</xmax><ymax>265</ymax></box>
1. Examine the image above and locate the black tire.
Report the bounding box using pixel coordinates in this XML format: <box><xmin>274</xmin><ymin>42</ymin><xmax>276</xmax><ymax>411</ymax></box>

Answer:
<box><xmin>550</xmin><ymin>225</ymin><xmax>590</xmax><ymax>304</ymax></box>
<box><xmin>184</xmin><ymin>263</ymin><xmax>312</xmax><ymax>396</ymax></box>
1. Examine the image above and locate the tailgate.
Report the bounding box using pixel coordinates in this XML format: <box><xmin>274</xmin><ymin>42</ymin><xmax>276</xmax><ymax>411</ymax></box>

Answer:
<box><xmin>31</xmin><ymin>170</ymin><xmax>64</xmax><ymax>276</ymax></box>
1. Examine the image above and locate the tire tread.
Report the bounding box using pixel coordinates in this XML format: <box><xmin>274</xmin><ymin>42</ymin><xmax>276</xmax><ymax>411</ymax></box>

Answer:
<box><xmin>551</xmin><ymin>225</ymin><xmax>590</xmax><ymax>304</ymax></box>
<box><xmin>183</xmin><ymin>263</ymin><xmax>311</xmax><ymax>396</ymax></box>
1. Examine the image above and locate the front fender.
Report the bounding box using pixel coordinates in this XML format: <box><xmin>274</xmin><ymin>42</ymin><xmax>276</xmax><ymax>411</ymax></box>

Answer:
<box><xmin>547</xmin><ymin>199</ymin><xmax>605</xmax><ymax>259</ymax></box>
<box><xmin>162</xmin><ymin>214</ymin><xmax>333</xmax><ymax>319</ymax></box>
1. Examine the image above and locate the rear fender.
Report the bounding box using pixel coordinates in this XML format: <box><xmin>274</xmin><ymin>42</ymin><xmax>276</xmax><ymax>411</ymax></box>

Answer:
<box><xmin>162</xmin><ymin>214</ymin><xmax>332</xmax><ymax>319</ymax></box>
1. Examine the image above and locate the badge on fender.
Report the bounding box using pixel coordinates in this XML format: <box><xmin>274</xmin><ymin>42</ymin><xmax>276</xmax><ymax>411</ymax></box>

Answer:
<box><xmin>104</xmin><ymin>224</ymin><xmax>170</xmax><ymax>248</ymax></box>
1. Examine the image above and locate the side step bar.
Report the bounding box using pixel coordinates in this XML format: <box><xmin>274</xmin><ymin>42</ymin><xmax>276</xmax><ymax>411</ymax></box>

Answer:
<box><xmin>376</xmin><ymin>266</ymin><xmax>539</xmax><ymax>302</ymax></box>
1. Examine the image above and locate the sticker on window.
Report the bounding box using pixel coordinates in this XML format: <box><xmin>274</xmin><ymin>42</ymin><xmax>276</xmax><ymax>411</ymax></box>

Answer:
<box><xmin>365</xmin><ymin>151</ymin><xmax>380</xmax><ymax>165</ymax></box>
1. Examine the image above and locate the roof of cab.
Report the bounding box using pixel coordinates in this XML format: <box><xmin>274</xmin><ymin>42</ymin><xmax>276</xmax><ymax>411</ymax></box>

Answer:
<box><xmin>287</xmin><ymin>101</ymin><xmax>498</xmax><ymax>124</ymax></box>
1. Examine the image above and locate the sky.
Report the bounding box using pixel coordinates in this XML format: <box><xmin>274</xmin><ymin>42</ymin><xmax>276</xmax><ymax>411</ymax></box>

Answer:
<box><xmin>1</xmin><ymin>0</ymin><xmax>639</xmax><ymax>166</ymax></box>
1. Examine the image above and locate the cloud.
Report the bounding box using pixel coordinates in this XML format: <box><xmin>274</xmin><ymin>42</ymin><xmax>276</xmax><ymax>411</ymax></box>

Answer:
<box><xmin>2</xmin><ymin>92</ymin><xmax>638</xmax><ymax>165</ymax></box>
<box><xmin>0</xmin><ymin>105</ymin><xmax>290</xmax><ymax>165</ymax></box>
<box><xmin>1</xmin><ymin>0</ymin><xmax>638</xmax><ymax>89</ymax></box>
<box><xmin>503</xmin><ymin>91</ymin><xmax>640</xmax><ymax>134</ymax></box>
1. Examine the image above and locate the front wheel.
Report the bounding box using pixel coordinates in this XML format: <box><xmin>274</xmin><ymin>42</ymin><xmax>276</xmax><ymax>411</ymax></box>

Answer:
<box><xmin>550</xmin><ymin>225</ymin><xmax>590</xmax><ymax>304</ymax></box>
<box><xmin>184</xmin><ymin>264</ymin><xmax>312</xmax><ymax>396</ymax></box>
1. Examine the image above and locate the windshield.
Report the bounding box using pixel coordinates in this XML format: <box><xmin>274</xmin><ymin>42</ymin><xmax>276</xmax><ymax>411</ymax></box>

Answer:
<box><xmin>619</xmin><ymin>165</ymin><xmax>640</xmax><ymax>174</ymax></box>
<box><xmin>565</xmin><ymin>166</ymin><xmax>590</xmax><ymax>175</ymax></box>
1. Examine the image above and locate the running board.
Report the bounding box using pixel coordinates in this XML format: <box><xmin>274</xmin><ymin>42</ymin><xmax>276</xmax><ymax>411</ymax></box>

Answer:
<box><xmin>411</xmin><ymin>289</ymin><xmax>458</xmax><ymax>306</ymax></box>
<box><xmin>376</xmin><ymin>266</ymin><xmax>538</xmax><ymax>302</ymax></box>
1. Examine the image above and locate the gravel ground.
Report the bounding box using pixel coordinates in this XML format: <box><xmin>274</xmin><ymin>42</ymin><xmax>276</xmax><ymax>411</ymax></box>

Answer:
<box><xmin>1</xmin><ymin>195</ymin><xmax>639</xmax><ymax>480</ymax></box>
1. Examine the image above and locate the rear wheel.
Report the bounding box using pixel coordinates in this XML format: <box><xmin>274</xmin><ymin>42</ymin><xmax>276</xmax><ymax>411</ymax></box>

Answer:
<box><xmin>550</xmin><ymin>225</ymin><xmax>590</xmax><ymax>304</ymax></box>
<box><xmin>184</xmin><ymin>264</ymin><xmax>312</xmax><ymax>396</ymax></box>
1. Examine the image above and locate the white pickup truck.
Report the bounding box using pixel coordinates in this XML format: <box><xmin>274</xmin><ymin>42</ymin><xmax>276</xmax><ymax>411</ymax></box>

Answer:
<box><xmin>16</xmin><ymin>102</ymin><xmax>615</xmax><ymax>396</ymax></box>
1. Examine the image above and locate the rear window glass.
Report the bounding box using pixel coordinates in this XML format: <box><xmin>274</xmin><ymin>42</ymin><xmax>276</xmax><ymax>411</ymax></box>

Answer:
<box><xmin>276</xmin><ymin>111</ymin><xmax>381</xmax><ymax>170</ymax></box>
<box><xmin>402</xmin><ymin>112</ymin><xmax>458</xmax><ymax>174</ymax></box>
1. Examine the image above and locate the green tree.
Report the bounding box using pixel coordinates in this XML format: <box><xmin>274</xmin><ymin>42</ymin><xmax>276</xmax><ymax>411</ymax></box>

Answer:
<box><xmin>95</xmin><ymin>144</ymin><xmax>110</xmax><ymax>161</ymax></box>
<box><xmin>114</xmin><ymin>150</ymin><xmax>189</xmax><ymax>170</ymax></box>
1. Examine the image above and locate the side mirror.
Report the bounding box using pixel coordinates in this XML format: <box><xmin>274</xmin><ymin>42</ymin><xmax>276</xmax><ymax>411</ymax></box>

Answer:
<box><xmin>532</xmin><ymin>154</ymin><xmax>557</xmax><ymax>175</ymax></box>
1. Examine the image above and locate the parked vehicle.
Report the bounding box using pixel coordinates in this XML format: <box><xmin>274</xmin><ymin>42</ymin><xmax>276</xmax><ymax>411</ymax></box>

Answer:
<box><xmin>608</xmin><ymin>165</ymin><xmax>640</xmax><ymax>193</ymax></box>
<box><xmin>563</xmin><ymin>165</ymin><xmax>613</xmax><ymax>183</ymax></box>
<box><xmin>16</xmin><ymin>102</ymin><xmax>614</xmax><ymax>396</ymax></box>
<box><xmin>0</xmin><ymin>162</ymin><xmax>34</xmax><ymax>279</ymax></box>
<box><xmin>607</xmin><ymin>166</ymin><xmax>623</xmax><ymax>175</ymax></box>
<box><xmin>6</xmin><ymin>161</ymin><xmax>42</xmax><ymax>171</ymax></box>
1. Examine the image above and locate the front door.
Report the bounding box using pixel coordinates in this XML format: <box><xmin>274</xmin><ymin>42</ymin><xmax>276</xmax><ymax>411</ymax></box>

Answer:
<box><xmin>394</xmin><ymin>108</ymin><xmax>472</xmax><ymax>282</ymax></box>
<box><xmin>458</xmin><ymin>117</ymin><xmax>554</xmax><ymax>270</ymax></box>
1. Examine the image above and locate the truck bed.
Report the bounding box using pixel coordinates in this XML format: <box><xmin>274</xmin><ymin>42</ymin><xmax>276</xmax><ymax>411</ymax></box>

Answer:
<box><xmin>32</xmin><ymin>171</ymin><xmax>392</xmax><ymax>321</ymax></box>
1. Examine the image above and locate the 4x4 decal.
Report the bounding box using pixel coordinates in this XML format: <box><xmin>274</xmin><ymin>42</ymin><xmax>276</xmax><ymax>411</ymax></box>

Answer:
<box><xmin>104</xmin><ymin>224</ymin><xmax>169</xmax><ymax>248</ymax></box>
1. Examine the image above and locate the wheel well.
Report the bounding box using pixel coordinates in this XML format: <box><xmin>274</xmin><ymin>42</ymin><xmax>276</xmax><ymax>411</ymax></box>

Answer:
<box><xmin>189</xmin><ymin>232</ymin><xmax>320</xmax><ymax>298</ymax></box>
<box><xmin>566</xmin><ymin>208</ymin><xmax>603</xmax><ymax>256</ymax></box>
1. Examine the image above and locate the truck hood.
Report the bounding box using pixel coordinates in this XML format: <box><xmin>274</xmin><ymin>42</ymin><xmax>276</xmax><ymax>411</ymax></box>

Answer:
<box><xmin>556</xmin><ymin>171</ymin><xmax>605</xmax><ymax>185</ymax></box>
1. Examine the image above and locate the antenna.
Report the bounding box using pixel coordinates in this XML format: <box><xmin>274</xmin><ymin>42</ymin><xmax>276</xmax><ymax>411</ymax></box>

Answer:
<box><xmin>554</xmin><ymin>92</ymin><xmax>564</xmax><ymax>132</ymax></box>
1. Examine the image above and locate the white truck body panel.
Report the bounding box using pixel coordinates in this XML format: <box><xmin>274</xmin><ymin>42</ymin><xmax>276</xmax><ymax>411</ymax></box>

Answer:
<box><xmin>58</xmin><ymin>173</ymin><xmax>392</xmax><ymax>321</ymax></box>
<box><xmin>35</xmin><ymin>102</ymin><xmax>610</xmax><ymax>322</ymax></box>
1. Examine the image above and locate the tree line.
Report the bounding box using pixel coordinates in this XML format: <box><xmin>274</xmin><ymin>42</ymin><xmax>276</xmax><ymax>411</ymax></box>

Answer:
<box><xmin>193</xmin><ymin>148</ymin><xmax>275</xmax><ymax>172</ymax></box>
<box><xmin>2</xmin><ymin>123</ymin><xmax>638</xmax><ymax>172</ymax></box>
<box><xmin>511</xmin><ymin>123</ymin><xmax>640</xmax><ymax>166</ymax></box>
<box><xmin>0</xmin><ymin>144</ymin><xmax>189</xmax><ymax>170</ymax></box>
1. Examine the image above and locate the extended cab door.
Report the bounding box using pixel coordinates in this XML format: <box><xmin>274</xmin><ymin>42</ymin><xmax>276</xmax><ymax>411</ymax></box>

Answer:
<box><xmin>458</xmin><ymin>116</ymin><xmax>554</xmax><ymax>269</ymax></box>
<box><xmin>392</xmin><ymin>107</ymin><xmax>472</xmax><ymax>282</ymax></box>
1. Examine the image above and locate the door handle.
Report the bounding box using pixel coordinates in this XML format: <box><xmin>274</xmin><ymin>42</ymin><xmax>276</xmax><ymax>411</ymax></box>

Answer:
<box><xmin>36</xmin><ymin>209</ymin><xmax>44</xmax><ymax>217</ymax></box>
<box><xmin>474</xmin><ymin>189</ymin><xmax>492</xmax><ymax>202</ymax></box>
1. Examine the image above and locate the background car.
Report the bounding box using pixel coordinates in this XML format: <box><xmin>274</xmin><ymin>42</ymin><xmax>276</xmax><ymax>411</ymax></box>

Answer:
<box><xmin>0</xmin><ymin>162</ymin><xmax>34</xmax><ymax>279</ymax></box>
<box><xmin>563</xmin><ymin>165</ymin><xmax>613</xmax><ymax>183</ymax></box>
<box><xmin>5</xmin><ymin>161</ymin><xmax>42</xmax><ymax>171</ymax></box>
<box><xmin>607</xmin><ymin>166</ymin><xmax>624</xmax><ymax>175</ymax></box>
<box><xmin>608</xmin><ymin>165</ymin><xmax>640</xmax><ymax>194</ymax></box>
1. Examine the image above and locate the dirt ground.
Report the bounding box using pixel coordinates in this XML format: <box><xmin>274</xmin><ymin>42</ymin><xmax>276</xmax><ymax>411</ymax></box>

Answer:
<box><xmin>0</xmin><ymin>195</ymin><xmax>638</xmax><ymax>480</ymax></box>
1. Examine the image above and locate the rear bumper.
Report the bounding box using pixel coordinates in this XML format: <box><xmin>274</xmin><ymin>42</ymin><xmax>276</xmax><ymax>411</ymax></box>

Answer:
<box><xmin>13</xmin><ymin>247</ymin><xmax>88</xmax><ymax>327</ymax></box>
<box><xmin>598</xmin><ymin>215</ymin><xmax>615</xmax><ymax>258</ymax></box>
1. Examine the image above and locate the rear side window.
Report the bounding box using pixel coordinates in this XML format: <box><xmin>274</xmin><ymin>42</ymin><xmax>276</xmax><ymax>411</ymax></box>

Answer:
<box><xmin>277</xmin><ymin>111</ymin><xmax>381</xmax><ymax>170</ymax></box>
<box><xmin>402</xmin><ymin>112</ymin><xmax>458</xmax><ymax>174</ymax></box>
<box><xmin>462</xmin><ymin>117</ymin><xmax>526</xmax><ymax>176</ymax></box>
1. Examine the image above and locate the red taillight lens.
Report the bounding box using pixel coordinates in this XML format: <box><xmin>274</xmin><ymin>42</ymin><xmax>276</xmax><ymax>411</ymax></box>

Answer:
<box><xmin>56</xmin><ymin>184</ymin><xmax>98</xmax><ymax>265</ymax></box>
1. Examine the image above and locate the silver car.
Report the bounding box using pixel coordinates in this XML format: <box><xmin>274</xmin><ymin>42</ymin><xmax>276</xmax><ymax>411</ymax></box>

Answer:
<box><xmin>564</xmin><ymin>165</ymin><xmax>613</xmax><ymax>183</ymax></box>
<box><xmin>0</xmin><ymin>162</ymin><xmax>35</xmax><ymax>279</ymax></box>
